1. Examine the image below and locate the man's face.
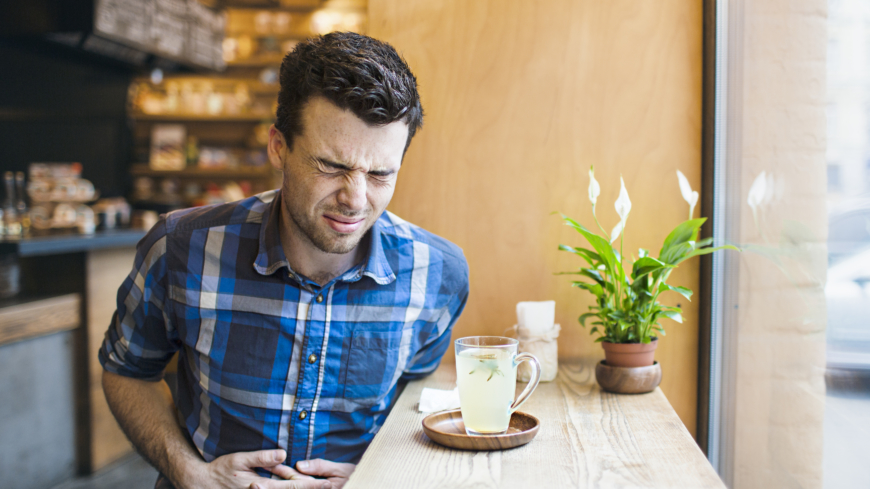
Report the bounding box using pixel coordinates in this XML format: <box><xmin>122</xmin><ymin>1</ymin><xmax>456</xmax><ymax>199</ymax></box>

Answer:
<box><xmin>268</xmin><ymin>96</ymin><xmax>409</xmax><ymax>255</ymax></box>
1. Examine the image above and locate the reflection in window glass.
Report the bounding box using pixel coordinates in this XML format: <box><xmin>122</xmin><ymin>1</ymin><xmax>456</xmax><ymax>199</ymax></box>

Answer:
<box><xmin>825</xmin><ymin>1</ymin><xmax>870</xmax><ymax>487</ymax></box>
<box><xmin>827</xmin><ymin>165</ymin><xmax>842</xmax><ymax>193</ymax></box>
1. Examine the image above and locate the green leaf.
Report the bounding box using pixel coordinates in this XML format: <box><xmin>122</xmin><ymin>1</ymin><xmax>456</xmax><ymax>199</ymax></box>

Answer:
<box><xmin>594</xmin><ymin>337</ymin><xmax>606</xmax><ymax>343</ymax></box>
<box><xmin>660</xmin><ymin>218</ymin><xmax>707</xmax><ymax>256</ymax></box>
<box><xmin>660</xmin><ymin>242</ymin><xmax>695</xmax><ymax>266</ymax></box>
<box><xmin>677</xmin><ymin>244</ymin><xmax>741</xmax><ymax>264</ymax></box>
<box><xmin>572</xmin><ymin>281</ymin><xmax>604</xmax><ymax>297</ymax></box>
<box><xmin>659</xmin><ymin>310</ymin><xmax>683</xmax><ymax>323</ymax></box>
<box><xmin>695</xmin><ymin>237</ymin><xmax>714</xmax><ymax>248</ymax></box>
<box><xmin>631</xmin><ymin>256</ymin><xmax>672</xmax><ymax>278</ymax></box>
<box><xmin>658</xmin><ymin>282</ymin><xmax>693</xmax><ymax>301</ymax></box>
<box><xmin>558</xmin><ymin>244</ymin><xmax>600</xmax><ymax>266</ymax></box>
<box><xmin>578</xmin><ymin>268</ymin><xmax>604</xmax><ymax>284</ymax></box>
<box><xmin>578</xmin><ymin>312</ymin><xmax>597</xmax><ymax>327</ymax></box>
<box><xmin>562</xmin><ymin>217</ymin><xmax>623</xmax><ymax>283</ymax></box>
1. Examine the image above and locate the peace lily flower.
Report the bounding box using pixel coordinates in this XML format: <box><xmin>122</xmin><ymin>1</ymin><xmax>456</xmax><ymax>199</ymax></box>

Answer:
<box><xmin>676</xmin><ymin>170</ymin><xmax>699</xmax><ymax>220</ymax></box>
<box><xmin>610</xmin><ymin>177</ymin><xmax>631</xmax><ymax>243</ymax></box>
<box><xmin>588</xmin><ymin>166</ymin><xmax>601</xmax><ymax>208</ymax></box>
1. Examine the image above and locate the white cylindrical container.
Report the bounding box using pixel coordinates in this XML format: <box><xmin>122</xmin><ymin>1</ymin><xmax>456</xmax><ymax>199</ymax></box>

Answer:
<box><xmin>515</xmin><ymin>301</ymin><xmax>560</xmax><ymax>382</ymax></box>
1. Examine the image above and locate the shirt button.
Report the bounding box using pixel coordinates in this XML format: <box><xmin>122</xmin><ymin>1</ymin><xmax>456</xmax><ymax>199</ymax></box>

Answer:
<box><xmin>316</xmin><ymin>295</ymin><xmax>323</xmax><ymax>303</ymax></box>
<box><xmin>299</xmin><ymin>410</ymin><xmax>308</xmax><ymax>420</ymax></box>
<box><xmin>308</xmin><ymin>354</ymin><xmax>317</xmax><ymax>364</ymax></box>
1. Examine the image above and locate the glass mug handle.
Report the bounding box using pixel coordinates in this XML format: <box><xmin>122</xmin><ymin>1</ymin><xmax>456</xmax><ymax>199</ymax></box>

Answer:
<box><xmin>510</xmin><ymin>352</ymin><xmax>541</xmax><ymax>414</ymax></box>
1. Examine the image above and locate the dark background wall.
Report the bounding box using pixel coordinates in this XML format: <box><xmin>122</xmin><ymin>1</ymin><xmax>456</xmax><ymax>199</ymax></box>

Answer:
<box><xmin>0</xmin><ymin>40</ymin><xmax>133</xmax><ymax>197</ymax></box>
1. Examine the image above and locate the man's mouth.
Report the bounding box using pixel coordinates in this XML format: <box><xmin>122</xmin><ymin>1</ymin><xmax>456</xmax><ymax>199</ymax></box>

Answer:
<box><xmin>323</xmin><ymin>214</ymin><xmax>365</xmax><ymax>233</ymax></box>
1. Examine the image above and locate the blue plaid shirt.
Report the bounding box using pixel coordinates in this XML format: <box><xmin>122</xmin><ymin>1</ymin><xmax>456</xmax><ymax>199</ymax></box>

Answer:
<box><xmin>99</xmin><ymin>190</ymin><xmax>469</xmax><ymax>469</ymax></box>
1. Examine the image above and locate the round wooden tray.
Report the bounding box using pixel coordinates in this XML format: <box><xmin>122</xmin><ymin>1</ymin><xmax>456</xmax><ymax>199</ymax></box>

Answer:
<box><xmin>421</xmin><ymin>409</ymin><xmax>540</xmax><ymax>450</ymax></box>
<box><xmin>595</xmin><ymin>360</ymin><xmax>662</xmax><ymax>394</ymax></box>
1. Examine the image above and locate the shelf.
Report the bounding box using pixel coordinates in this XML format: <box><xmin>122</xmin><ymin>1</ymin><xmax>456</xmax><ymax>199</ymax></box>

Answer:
<box><xmin>130</xmin><ymin>164</ymin><xmax>275</xmax><ymax>179</ymax></box>
<box><xmin>223</xmin><ymin>0</ymin><xmax>325</xmax><ymax>12</ymax></box>
<box><xmin>133</xmin><ymin>76</ymin><xmax>280</xmax><ymax>92</ymax></box>
<box><xmin>226</xmin><ymin>55</ymin><xmax>286</xmax><ymax>67</ymax></box>
<box><xmin>129</xmin><ymin>112</ymin><xmax>274</xmax><ymax>122</ymax></box>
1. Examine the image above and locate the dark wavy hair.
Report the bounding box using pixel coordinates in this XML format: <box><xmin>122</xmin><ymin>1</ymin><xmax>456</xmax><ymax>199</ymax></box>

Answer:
<box><xmin>275</xmin><ymin>32</ymin><xmax>423</xmax><ymax>154</ymax></box>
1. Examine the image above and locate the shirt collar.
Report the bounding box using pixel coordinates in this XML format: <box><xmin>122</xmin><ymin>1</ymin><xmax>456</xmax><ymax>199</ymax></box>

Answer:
<box><xmin>253</xmin><ymin>191</ymin><xmax>396</xmax><ymax>285</ymax></box>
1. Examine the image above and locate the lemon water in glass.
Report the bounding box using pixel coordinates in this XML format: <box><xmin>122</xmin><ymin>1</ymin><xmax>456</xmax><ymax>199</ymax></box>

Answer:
<box><xmin>455</xmin><ymin>336</ymin><xmax>541</xmax><ymax>435</ymax></box>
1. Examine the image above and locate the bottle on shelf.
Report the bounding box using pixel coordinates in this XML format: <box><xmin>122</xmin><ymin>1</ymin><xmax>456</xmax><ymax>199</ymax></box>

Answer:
<box><xmin>186</xmin><ymin>135</ymin><xmax>200</xmax><ymax>168</ymax></box>
<box><xmin>15</xmin><ymin>172</ymin><xmax>30</xmax><ymax>234</ymax></box>
<box><xmin>3</xmin><ymin>171</ymin><xmax>21</xmax><ymax>235</ymax></box>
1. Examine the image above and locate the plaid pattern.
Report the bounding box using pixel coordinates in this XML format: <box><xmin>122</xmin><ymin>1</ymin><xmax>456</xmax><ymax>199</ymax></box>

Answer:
<box><xmin>99</xmin><ymin>190</ymin><xmax>469</xmax><ymax>469</ymax></box>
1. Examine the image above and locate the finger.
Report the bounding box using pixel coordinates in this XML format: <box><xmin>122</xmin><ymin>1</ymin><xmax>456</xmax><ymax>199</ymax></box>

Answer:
<box><xmin>232</xmin><ymin>449</ymin><xmax>287</xmax><ymax>470</ymax></box>
<box><xmin>296</xmin><ymin>459</ymin><xmax>355</xmax><ymax>478</ymax></box>
<box><xmin>250</xmin><ymin>478</ymin><xmax>331</xmax><ymax>489</ymax></box>
<box><xmin>267</xmin><ymin>463</ymin><xmax>315</xmax><ymax>480</ymax></box>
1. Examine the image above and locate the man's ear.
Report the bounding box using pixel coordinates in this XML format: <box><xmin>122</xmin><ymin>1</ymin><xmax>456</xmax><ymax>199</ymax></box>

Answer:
<box><xmin>267</xmin><ymin>125</ymin><xmax>288</xmax><ymax>171</ymax></box>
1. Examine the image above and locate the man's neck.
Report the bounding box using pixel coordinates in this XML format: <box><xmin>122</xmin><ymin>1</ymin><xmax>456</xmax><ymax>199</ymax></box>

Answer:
<box><xmin>278</xmin><ymin>199</ymin><xmax>365</xmax><ymax>287</ymax></box>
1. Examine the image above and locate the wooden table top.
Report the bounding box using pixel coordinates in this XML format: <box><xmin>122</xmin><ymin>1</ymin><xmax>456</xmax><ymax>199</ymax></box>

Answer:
<box><xmin>344</xmin><ymin>361</ymin><xmax>725</xmax><ymax>489</ymax></box>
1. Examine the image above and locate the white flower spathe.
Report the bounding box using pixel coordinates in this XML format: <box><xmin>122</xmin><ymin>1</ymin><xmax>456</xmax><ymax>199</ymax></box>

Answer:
<box><xmin>588</xmin><ymin>166</ymin><xmax>600</xmax><ymax>207</ymax></box>
<box><xmin>610</xmin><ymin>177</ymin><xmax>632</xmax><ymax>243</ymax></box>
<box><xmin>676</xmin><ymin>170</ymin><xmax>699</xmax><ymax>219</ymax></box>
<box><xmin>610</xmin><ymin>220</ymin><xmax>624</xmax><ymax>244</ymax></box>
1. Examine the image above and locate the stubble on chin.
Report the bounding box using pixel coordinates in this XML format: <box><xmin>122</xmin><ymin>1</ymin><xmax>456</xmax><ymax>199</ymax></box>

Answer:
<box><xmin>283</xmin><ymin>200</ymin><xmax>370</xmax><ymax>256</ymax></box>
<box><xmin>310</xmin><ymin>225</ymin><xmax>364</xmax><ymax>255</ymax></box>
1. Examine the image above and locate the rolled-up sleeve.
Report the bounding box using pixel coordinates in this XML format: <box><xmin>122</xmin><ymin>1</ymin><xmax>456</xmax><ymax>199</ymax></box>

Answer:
<box><xmin>99</xmin><ymin>217</ymin><xmax>179</xmax><ymax>381</ymax></box>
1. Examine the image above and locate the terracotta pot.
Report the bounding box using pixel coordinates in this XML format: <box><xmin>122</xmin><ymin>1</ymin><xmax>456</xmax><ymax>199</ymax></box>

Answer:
<box><xmin>601</xmin><ymin>338</ymin><xmax>658</xmax><ymax>367</ymax></box>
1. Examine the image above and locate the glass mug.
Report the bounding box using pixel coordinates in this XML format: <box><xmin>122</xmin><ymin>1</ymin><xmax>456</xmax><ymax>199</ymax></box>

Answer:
<box><xmin>454</xmin><ymin>336</ymin><xmax>541</xmax><ymax>435</ymax></box>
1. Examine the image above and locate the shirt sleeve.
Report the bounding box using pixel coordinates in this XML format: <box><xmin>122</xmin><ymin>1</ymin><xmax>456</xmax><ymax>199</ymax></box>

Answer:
<box><xmin>98</xmin><ymin>217</ymin><xmax>180</xmax><ymax>381</ymax></box>
<box><xmin>400</xmin><ymin>253</ymin><xmax>470</xmax><ymax>381</ymax></box>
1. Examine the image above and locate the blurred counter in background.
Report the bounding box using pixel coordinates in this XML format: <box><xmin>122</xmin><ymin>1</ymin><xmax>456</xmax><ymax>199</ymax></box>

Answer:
<box><xmin>0</xmin><ymin>228</ymin><xmax>145</xmax><ymax>257</ymax></box>
<box><xmin>0</xmin><ymin>227</ymin><xmax>146</xmax><ymax>486</ymax></box>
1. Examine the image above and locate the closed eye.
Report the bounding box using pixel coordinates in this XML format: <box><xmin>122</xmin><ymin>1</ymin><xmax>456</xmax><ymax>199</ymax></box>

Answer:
<box><xmin>315</xmin><ymin>158</ymin><xmax>349</xmax><ymax>174</ymax></box>
<box><xmin>315</xmin><ymin>157</ymin><xmax>395</xmax><ymax>179</ymax></box>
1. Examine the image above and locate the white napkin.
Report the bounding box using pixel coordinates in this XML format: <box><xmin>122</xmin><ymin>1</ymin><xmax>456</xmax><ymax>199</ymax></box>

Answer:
<box><xmin>417</xmin><ymin>386</ymin><xmax>460</xmax><ymax>413</ymax></box>
<box><xmin>516</xmin><ymin>301</ymin><xmax>556</xmax><ymax>335</ymax></box>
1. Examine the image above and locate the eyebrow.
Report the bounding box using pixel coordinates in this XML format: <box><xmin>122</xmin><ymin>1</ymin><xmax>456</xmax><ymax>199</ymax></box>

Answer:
<box><xmin>315</xmin><ymin>157</ymin><xmax>396</xmax><ymax>177</ymax></box>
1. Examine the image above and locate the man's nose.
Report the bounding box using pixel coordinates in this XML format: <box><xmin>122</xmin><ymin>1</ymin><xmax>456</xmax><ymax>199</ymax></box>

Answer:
<box><xmin>337</xmin><ymin>171</ymin><xmax>367</xmax><ymax>211</ymax></box>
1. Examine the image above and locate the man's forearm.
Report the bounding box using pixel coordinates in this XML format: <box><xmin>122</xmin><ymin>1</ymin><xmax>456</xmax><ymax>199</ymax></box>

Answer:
<box><xmin>102</xmin><ymin>370</ymin><xmax>205</xmax><ymax>489</ymax></box>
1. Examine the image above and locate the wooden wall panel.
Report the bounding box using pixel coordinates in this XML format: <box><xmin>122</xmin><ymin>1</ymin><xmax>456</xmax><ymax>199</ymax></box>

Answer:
<box><xmin>370</xmin><ymin>0</ymin><xmax>703</xmax><ymax>436</ymax></box>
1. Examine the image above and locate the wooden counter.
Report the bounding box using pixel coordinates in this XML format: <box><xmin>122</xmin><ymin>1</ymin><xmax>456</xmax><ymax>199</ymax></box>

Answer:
<box><xmin>0</xmin><ymin>294</ymin><xmax>80</xmax><ymax>346</ymax></box>
<box><xmin>0</xmin><ymin>238</ymin><xmax>143</xmax><ymax>475</ymax></box>
<box><xmin>346</xmin><ymin>361</ymin><xmax>724</xmax><ymax>489</ymax></box>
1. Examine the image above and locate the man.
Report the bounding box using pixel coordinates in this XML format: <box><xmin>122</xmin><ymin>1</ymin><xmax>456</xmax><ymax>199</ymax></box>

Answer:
<box><xmin>100</xmin><ymin>32</ymin><xmax>469</xmax><ymax>489</ymax></box>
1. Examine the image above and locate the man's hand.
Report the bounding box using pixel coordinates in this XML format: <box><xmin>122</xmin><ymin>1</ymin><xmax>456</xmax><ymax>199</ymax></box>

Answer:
<box><xmin>293</xmin><ymin>459</ymin><xmax>356</xmax><ymax>489</ymax></box>
<box><xmin>193</xmin><ymin>449</ymin><xmax>329</xmax><ymax>489</ymax></box>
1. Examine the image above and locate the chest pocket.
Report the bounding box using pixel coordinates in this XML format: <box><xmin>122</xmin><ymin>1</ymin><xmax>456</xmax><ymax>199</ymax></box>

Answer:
<box><xmin>343</xmin><ymin>329</ymin><xmax>402</xmax><ymax>405</ymax></box>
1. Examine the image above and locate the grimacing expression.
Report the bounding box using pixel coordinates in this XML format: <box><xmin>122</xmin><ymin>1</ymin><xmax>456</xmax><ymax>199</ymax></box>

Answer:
<box><xmin>273</xmin><ymin>96</ymin><xmax>409</xmax><ymax>255</ymax></box>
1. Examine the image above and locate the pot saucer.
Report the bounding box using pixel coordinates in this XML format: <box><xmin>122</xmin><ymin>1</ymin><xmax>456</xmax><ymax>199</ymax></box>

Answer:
<box><xmin>421</xmin><ymin>409</ymin><xmax>540</xmax><ymax>450</ymax></box>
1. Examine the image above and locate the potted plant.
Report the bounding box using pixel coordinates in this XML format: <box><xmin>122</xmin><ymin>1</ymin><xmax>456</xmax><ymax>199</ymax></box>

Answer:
<box><xmin>558</xmin><ymin>168</ymin><xmax>738</xmax><ymax>392</ymax></box>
